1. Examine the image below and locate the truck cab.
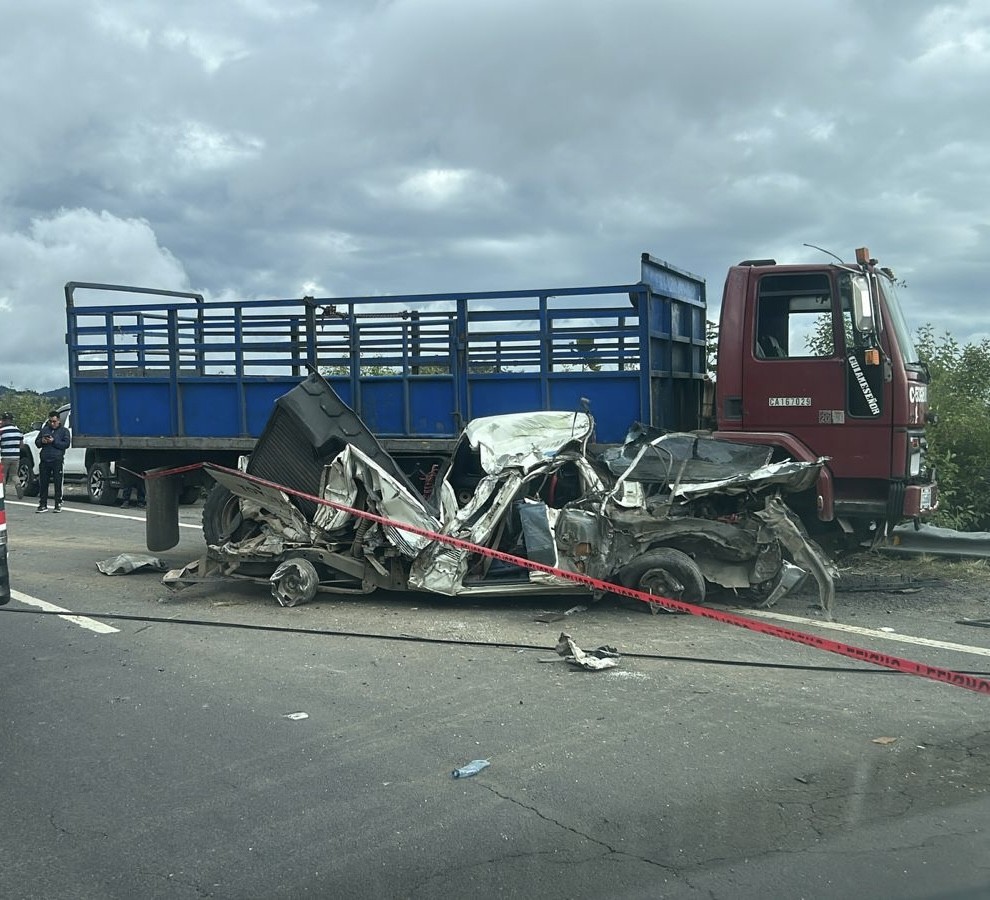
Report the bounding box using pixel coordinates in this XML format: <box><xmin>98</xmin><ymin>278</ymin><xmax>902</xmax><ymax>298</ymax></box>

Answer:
<box><xmin>715</xmin><ymin>247</ymin><xmax>936</xmax><ymax>540</ymax></box>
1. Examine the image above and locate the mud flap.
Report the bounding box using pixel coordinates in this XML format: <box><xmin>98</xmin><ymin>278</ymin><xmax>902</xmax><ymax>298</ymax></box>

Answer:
<box><xmin>145</xmin><ymin>466</ymin><xmax>181</xmax><ymax>552</ymax></box>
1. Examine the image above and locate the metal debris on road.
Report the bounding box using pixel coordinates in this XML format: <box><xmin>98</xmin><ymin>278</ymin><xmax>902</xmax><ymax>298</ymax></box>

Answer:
<box><xmin>534</xmin><ymin>604</ymin><xmax>588</xmax><ymax>623</ymax></box>
<box><xmin>554</xmin><ymin>632</ymin><xmax>620</xmax><ymax>671</ymax></box>
<box><xmin>96</xmin><ymin>554</ymin><xmax>168</xmax><ymax>575</ymax></box>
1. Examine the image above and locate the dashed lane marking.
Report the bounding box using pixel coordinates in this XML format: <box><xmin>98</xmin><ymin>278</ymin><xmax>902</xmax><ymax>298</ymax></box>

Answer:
<box><xmin>10</xmin><ymin>590</ymin><xmax>119</xmax><ymax>634</ymax></box>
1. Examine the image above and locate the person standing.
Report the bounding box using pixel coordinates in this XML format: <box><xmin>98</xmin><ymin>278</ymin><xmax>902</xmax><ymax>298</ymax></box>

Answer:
<box><xmin>0</xmin><ymin>412</ymin><xmax>24</xmax><ymax>499</ymax></box>
<box><xmin>35</xmin><ymin>410</ymin><xmax>71</xmax><ymax>513</ymax></box>
<box><xmin>119</xmin><ymin>464</ymin><xmax>146</xmax><ymax>509</ymax></box>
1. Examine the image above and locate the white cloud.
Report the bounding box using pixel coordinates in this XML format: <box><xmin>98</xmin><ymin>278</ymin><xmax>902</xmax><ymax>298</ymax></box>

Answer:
<box><xmin>399</xmin><ymin>169</ymin><xmax>472</xmax><ymax>204</ymax></box>
<box><xmin>93</xmin><ymin>6</ymin><xmax>152</xmax><ymax>49</ymax></box>
<box><xmin>388</xmin><ymin>168</ymin><xmax>507</xmax><ymax>209</ymax></box>
<box><xmin>915</xmin><ymin>2</ymin><xmax>990</xmax><ymax>69</ymax></box>
<box><xmin>3</xmin><ymin>0</ymin><xmax>990</xmax><ymax>389</ymax></box>
<box><xmin>0</xmin><ymin>210</ymin><xmax>188</xmax><ymax>390</ymax></box>
<box><xmin>161</xmin><ymin>27</ymin><xmax>251</xmax><ymax>73</ymax></box>
<box><xmin>171</xmin><ymin>122</ymin><xmax>265</xmax><ymax>170</ymax></box>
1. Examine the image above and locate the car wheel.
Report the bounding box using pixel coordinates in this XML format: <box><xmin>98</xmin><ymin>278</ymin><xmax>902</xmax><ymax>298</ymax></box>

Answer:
<box><xmin>87</xmin><ymin>462</ymin><xmax>117</xmax><ymax>505</ymax></box>
<box><xmin>18</xmin><ymin>455</ymin><xmax>39</xmax><ymax>497</ymax></box>
<box><xmin>617</xmin><ymin>548</ymin><xmax>706</xmax><ymax>609</ymax></box>
<box><xmin>202</xmin><ymin>485</ymin><xmax>252</xmax><ymax>546</ymax></box>
<box><xmin>270</xmin><ymin>557</ymin><xmax>320</xmax><ymax>607</ymax></box>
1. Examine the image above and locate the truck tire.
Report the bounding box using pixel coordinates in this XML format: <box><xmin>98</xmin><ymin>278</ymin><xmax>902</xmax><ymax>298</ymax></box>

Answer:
<box><xmin>202</xmin><ymin>485</ymin><xmax>250</xmax><ymax>546</ymax></box>
<box><xmin>87</xmin><ymin>462</ymin><xmax>117</xmax><ymax>505</ymax></box>
<box><xmin>18</xmin><ymin>454</ymin><xmax>39</xmax><ymax>497</ymax></box>
<box><xmin>617</xmin><ymin>548</ymin><xmax>706</xmax><ymax>607</ymax></box>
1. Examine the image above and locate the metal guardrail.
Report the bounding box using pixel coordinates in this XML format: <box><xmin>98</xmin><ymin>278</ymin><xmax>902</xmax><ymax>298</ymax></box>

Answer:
<box><xmin>880</xmin><ymin>523</ymin><xmax>990</xmax><ymax>559</ymax></box>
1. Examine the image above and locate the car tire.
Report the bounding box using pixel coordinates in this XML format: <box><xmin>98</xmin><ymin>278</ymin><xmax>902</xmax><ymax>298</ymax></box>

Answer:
<box><xmin>270</xmin><ymin>557</ymin><xmax>320</xmax><ymax>607</ymax></box>
<box><xmin>617</xmin><ymin>548</ymin><xmax>706</xmax><ymax>608</ymax></box>
<box><xmin>87</xmin><ymin>462</ymin><xmax>117</xmax><ymax>506</ymax></box>
<box><xmin>18</xmin><ymin>455</ymin><xmax>39</xmax><ymax>497</ymax></box>
<box><xmin>202</xmin><ymin>485</ymin><xmax>252</xmax><ymax>546</ymax></box>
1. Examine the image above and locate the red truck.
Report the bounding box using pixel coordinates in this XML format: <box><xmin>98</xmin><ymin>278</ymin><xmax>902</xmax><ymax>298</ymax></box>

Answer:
<box><xmin>715</xmin><ymin>247</ymin><xmax>935</xmax><ymax>545</ymax></box>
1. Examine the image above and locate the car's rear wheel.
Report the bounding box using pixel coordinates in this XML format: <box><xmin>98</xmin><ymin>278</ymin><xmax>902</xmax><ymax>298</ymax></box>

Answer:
<box><xmin>617</xmin><ymin>548</ymin><xmax>706</xmax><ymax>610</ymax></box>
<box><xmin>270</xmin><ymin>557</ymin><xmax>320</xmax><ymax>607</ymax></box>
<box><xmin>18</xmin><ymin>455</ymin><xmax>38</xmax><ymax>497</ymax></box>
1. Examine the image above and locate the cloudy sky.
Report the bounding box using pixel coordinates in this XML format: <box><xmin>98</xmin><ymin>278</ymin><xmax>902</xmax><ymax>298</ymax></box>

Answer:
<box><xmin>2</xmin><ymin>0</ymin><xmax>988</xmax><ymax>391</ymax></box>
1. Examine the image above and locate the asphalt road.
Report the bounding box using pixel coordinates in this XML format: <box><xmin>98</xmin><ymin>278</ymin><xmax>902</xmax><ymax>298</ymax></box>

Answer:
<box><xmin>2</xmin><ymin>489</ymin><xmax>990</xmax><ymax>899</ymax></box>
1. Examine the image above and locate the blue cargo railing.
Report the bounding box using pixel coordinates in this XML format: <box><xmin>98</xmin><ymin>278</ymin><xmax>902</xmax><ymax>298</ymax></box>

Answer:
<box><xmin>65</xmin><ymin>254</ymin><xmax>707</xmax><ymax>448</ymax></box>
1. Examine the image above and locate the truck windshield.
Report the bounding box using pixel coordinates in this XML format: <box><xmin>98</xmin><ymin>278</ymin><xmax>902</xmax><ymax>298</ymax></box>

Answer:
<box><xmin>878</xmin><ymin>275</ymin><xmax>919</xmax><ymax>364</ymax></box>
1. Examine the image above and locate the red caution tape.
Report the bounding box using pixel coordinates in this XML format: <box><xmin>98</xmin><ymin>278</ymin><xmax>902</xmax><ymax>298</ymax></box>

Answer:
<box><xmin>165</xmin><ymin>462</ymin><xmax>990</xmax><ymax>696</ymax></box>
<box><xmin>0</xmin><ymin>460</ymin><xmax>7</xmax><ymax>533</ymax></box>
<box><xmin>0</xmin><ymin>462</ymin><xmax>9</xmax><ymax>605</ymax></box>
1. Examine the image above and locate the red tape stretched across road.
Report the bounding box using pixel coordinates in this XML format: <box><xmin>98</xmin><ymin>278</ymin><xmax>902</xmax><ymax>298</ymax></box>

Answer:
<box><xmin>0</xmin><ymin>461</ymin><xmax>9</xmax><ymax>605</ymax></box>
<box><xmin>157</xmin><ymin>462</ymin><xmax>990</xmax><ymax>695</ymax></box>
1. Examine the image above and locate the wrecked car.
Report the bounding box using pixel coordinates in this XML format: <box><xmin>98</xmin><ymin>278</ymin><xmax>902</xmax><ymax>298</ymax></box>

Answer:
<box><xmin>174</xmin><ymin>372</ymin><xmax>834</xmax><ymax>611</ymax></box>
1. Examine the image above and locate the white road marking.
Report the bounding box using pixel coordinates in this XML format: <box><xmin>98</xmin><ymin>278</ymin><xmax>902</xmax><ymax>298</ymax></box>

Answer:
<box><xmin>10</xmin><ymin>590</ymin><xmax>120</xmax><ymax>634</ymax></box>
<box><xmin>4</xmin><ymin>498</ymin><xmax>201</xmax><ymax>528</ymax></box>
<box><xmin>743</xmin><ymin>608</ymin><xmax>990</xmax><ymax>659</ymax></box>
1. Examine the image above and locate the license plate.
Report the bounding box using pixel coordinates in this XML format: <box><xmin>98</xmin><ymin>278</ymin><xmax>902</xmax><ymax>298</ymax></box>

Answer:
<box><xmin>920</xmin><ymin>486</ymin><xmax>933</xmax><ymax>510</ymax></box>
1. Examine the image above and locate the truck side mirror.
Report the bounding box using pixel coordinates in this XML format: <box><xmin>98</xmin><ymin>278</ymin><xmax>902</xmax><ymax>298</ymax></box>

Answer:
<box><xmin>851</xmin><ymin>275</ymin><xmax>875</xmax><ymax>335</ymax></box>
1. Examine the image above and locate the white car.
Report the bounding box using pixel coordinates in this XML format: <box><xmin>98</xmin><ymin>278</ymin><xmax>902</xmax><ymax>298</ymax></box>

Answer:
<box><xmin>17</xmin><ymin>404</ymin><xmax>117</xmax><ymax>505</ymax></box>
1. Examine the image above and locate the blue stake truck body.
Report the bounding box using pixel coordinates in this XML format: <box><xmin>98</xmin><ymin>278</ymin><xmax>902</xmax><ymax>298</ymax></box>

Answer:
<box><xmin>64</xmin><ymin>253</ymin><xmax>708</xmax><ymax>504</ymax></box>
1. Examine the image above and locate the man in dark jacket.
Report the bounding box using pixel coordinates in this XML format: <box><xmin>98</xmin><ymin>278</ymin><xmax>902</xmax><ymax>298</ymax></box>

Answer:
<box><xmin>35</xmin><ymin>410</ymin><xmax>71</xmax><ymax>513</ymax></box>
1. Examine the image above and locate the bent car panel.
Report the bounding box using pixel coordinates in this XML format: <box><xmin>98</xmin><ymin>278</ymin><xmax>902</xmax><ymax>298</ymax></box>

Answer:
<box><xmin>197</xmin><ymin>375</ymin><xmax>835</xmax><ymax>610</ymax></box>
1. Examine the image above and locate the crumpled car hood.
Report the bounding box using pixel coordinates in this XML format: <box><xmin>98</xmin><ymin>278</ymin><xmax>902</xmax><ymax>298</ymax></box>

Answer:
<box><xmin>463</xmin><ymin>410</ymin><xmax>594</xmax><ymax>475</ymax></box>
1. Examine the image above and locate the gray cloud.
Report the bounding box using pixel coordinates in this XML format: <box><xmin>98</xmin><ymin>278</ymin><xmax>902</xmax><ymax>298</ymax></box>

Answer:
<box><xmin>2</xmin><ymin>0</ymin><xmax>988</xmax><ymax>390</ymax></box>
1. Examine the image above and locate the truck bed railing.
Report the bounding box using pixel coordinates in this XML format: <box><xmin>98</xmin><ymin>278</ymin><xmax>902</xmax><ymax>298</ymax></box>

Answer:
<box><xmin>65</xmin><ymin>255</ymin><xmax>707</xmax><ymax>446</ymax></box>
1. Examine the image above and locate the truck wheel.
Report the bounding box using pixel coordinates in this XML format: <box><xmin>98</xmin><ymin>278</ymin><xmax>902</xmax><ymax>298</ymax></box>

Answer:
<box><xmin>617</xmin><ymin>548</ymin><xmax>706</xmax><ymax>608</ymax></box>
<box><xmin>18</xmin><ymin>455</ymin><xmax>39</xmax><ymax>497</ymax></box>
<box><xmin>87</xmin><ymin>462</ymin><xmax>117</xmax><ymax>505</ymax></box>
<box><xmin>270</xmin><ymin>558</ymin><xmax>320</xmax><ymax>607</ymax></box>
<box><xmin>202</xmin><ymin>485</ymin><xmax>249</xmax><ymax>546</ymax></box>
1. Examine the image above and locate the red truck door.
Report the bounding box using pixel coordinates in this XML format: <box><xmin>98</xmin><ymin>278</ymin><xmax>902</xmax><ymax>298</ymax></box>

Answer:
<box><xmin>740</xmin><ymin>268</ymin><xmax>892</xmax><ymax>482</ymax></box>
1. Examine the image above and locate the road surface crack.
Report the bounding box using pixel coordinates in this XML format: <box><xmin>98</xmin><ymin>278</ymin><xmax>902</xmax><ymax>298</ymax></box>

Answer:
<box><xmin>480</xmin><ymin>784</ymin><xmax>676</xmax><ymax>871</ymax></box>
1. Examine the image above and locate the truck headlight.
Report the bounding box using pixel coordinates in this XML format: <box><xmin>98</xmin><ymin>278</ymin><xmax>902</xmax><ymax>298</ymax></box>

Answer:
<box><xmin>908</xmin><ymin>435</ymin><xmax>924</xmax><ymax>477</ymax></box>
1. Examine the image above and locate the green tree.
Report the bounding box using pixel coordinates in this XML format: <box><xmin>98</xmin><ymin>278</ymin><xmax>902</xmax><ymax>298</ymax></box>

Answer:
<box><xmin>705</xmin><ymin>319</ymin><xmax>719</xmax><ymax>373</ymax></box>
<box><xmin>915</xmin><ymin>324</ymin><xmax>990</xmax><ymax>530</ymax></box>
<box><xmin>0</xmin><ymin>390</ymin><xmax>63</xmax><ymax>432</ymax></box>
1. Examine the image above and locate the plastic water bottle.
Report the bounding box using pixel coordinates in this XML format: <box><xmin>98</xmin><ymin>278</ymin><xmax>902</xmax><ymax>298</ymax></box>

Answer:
<box><xmin>452</xmin><ymin>759</ymin><xmax>490</xmax><ymax>778</ymax></box>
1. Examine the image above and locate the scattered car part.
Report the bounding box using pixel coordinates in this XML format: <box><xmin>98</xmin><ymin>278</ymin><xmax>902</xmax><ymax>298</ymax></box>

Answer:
<box><xmin>270</xmin><ymin>558</ymin><xmax>320</xmax><ymax>607</ymax></box>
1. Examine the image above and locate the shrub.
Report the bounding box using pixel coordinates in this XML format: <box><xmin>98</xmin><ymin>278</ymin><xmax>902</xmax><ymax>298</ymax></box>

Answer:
<box><xmin>916</xmin><ymin>326</ymin><xmax>990</xmax><ymax>531</ymax></box>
